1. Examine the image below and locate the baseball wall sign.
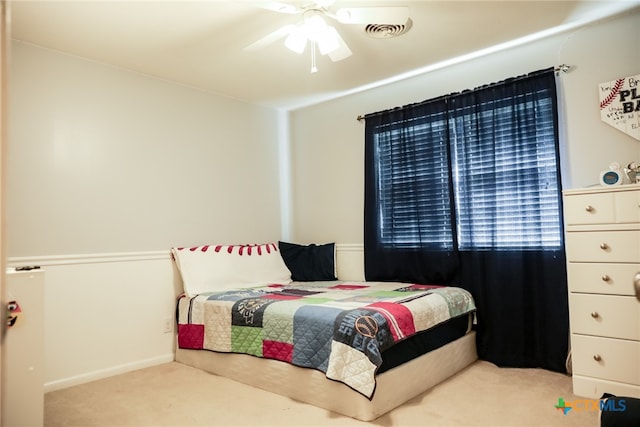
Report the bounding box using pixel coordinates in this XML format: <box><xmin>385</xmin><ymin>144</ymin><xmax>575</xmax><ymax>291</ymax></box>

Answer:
<box><xmin>599</xmin><ymin>74</ymin><xmax>640</xmax><ymax>141</ymax></box>
<box><xmin>600</xmin><ymin>74</ymin><xmax>640</xmax><ymax>140</ymax></box>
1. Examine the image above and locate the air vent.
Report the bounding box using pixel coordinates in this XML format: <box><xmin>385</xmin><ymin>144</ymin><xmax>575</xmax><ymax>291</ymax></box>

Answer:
<box><xmin>364</xmin><ymin>18</ymin><xmax>412</xmax><ymax>39</ymax></box>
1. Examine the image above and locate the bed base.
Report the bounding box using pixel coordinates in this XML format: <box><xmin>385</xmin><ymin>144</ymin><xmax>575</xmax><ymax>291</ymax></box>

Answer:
<box><xmin>175</xmin><ymin>331</ymin><xmax>477</xmax><ymax>421</ymax></box>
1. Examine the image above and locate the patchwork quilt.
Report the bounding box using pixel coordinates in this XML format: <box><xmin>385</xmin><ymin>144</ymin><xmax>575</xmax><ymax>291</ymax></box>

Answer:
<box><xmin>176</xmin><ymin>281</ymin><xmax>476</xmax><ymax>399</ymax></box>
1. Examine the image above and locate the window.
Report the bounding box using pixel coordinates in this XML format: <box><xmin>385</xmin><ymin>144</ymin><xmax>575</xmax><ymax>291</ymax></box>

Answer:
<box><xmin>369</xmin><ymin>71</ymin><xmax>563</xmax><ymax>251</ymax></box>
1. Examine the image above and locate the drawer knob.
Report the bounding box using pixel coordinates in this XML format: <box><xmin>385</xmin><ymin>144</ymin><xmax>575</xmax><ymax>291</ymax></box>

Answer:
<box><xmin>601</xmin><ymin>275</ymin><xmax>611</xmax><ymax>282</ymax></box>
<box><xmin>600</xmin><ymin>243</ymin><xmax>609</xmax><ymax>250</ymax></box>
<box><xmin>593</xmin><ymin>354</ymin><xmax>602</xmax><ymax>362</ymax></box>
<box><xmin>585</xmin><ymin>205</ymin><xmax>594</xmax><ymax>212</ymax></box>
<box><xmin>590</xmin><ymin>311</ymin><xmax>599</xmax><ymax>318</ymax></box>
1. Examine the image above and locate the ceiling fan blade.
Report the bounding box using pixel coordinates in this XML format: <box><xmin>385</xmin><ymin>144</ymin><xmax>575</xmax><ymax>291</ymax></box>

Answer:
<box><xmin>312</xmin><ymin>0</ymin><xmax>335</xmax><ymax>8</ymax></box>
<box><xmin>246</xmin><ymin>1</ymin><xmax>301</xmax><ymax>15</ymax></box>
<box><xmin>244</xmin><ymin>24</ymin><xmax>297</xmax><ymax>51</ymax></box>
<box><xmin>334</xmin><ymin>6</ymin><xmax>409</xmax><ymax>25</ymax></box>
<box><xmin>327</xmin><ymin>29</ymin><xmax>352</xmax><ymax>62</ymax></box>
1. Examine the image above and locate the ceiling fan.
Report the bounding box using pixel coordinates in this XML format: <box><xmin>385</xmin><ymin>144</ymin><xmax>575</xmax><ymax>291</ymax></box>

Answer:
<box><xmin>245</xmin><ymin>1</ymin><xmax>410</xmax><ymax>72</ymax></box>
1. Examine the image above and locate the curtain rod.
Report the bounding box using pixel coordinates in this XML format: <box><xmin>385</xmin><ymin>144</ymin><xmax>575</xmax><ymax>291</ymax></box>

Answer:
<box><xmin>356</xmin><ymin>64</ymin><xmax>572</xmax><ymax>122</ymax></box>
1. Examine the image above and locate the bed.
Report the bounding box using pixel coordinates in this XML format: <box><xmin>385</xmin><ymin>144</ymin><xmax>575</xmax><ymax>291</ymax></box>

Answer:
<box><xmin>172</xmin><ymin>242</ymin><xmax>478</xmax><ymax>421</ymax></box>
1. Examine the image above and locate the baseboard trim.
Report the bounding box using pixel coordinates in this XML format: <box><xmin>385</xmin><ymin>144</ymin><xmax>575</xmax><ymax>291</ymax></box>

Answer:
<box><xmin>44</xmin><ymin>353</ymin><xmax>175</xmax><ymax>393</ymax></box>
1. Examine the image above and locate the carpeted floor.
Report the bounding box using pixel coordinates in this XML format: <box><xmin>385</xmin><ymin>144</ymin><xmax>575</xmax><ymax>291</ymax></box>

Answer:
<box><xmin>44</xmin><ymin>360</ymin><xmax>599</xmax><ymax>427</ymax></box>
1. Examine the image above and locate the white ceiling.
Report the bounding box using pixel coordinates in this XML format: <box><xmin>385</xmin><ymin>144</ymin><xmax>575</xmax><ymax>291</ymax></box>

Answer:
<box><xmin>9</xmin><ymin>1</ymin><xmax>640</xmax><ymax>110</ymax></box>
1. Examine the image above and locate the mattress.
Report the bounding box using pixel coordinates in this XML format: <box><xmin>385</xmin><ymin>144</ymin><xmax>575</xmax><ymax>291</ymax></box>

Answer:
<box><xmin>378</xmin><ymin>312</ymin><xmax>471</xmax><ymax>373</ymax></box>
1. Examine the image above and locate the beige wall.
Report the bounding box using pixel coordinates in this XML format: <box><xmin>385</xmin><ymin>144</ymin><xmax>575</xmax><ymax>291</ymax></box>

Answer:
<box><xmin>289</xmin><ymin>9</ymin><xmax>640</xmax><ymax>246</ymax></box>
<box><xmin>8</xmin><ymin>41</ymin><xmax>284</xmax><ymax>257</ymax></box>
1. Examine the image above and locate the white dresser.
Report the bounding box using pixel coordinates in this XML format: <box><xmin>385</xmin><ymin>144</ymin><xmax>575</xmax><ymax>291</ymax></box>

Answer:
<box><xmin>563</xmin><ymin>184</ymin><xmax>640</xmax><ymax>399</ymax></box>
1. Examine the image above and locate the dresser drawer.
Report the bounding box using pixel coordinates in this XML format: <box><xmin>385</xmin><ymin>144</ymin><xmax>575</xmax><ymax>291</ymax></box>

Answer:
<box><xmin>571</xmin><ymin>335</ymin><xmax>640</xmax><ymax>385</ymax></box>
<box><xmin>565</xmin><ymin>231</ymin><xmax>640</xmax><ymax>263</ymax></box>
<box><xmin>564</xmin><ymin>192</ymin><xmax>614</xmax><ymax>225</ymax></box>
<box><xmin>573</xmin><ymin>375</ymin><xmax>640</xmax><ymax>399</ymax></box>
<box><xmin>615</xmin><ymin>189</ymin><xmax>640</xmax><ymax>223</ymax></box>
<box><xmin>567</xmin><ymin>263</ymin><xmax>640</xmax><ymax>295</ymax></box>
<box><xmin>569</xmin><ymin>294</ymin><xmax>640</xmax><ymax>340</ymax></box>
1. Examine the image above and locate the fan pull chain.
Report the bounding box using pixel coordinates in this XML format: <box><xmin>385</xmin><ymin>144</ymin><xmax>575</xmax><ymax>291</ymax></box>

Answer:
<box><xmin>311</xmin><ymin>41</ymin><xmax>318</xmax><ymax>73</ymax></box>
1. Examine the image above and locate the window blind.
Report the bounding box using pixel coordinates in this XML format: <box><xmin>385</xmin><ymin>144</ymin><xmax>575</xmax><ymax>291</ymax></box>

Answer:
<box><xmin>450</xmin><ymin>93</ymin><xmax>562</xmax><ymax>250</ymax></box>
<box><xmin>371</xmin><ymin>77</ymin><xmax>563</xmax><ymax>251</ymax></box>
<box><xmin>374</xmin><ymin>112</ymin><xmax>454</xmax><ymax>249</ymax></box>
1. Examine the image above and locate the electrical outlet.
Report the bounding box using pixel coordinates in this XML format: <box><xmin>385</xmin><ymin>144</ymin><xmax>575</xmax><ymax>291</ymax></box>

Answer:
<box><xmin>163</xmin><ymin>317</ymin><xmax>172</xmax><ymax>334</ymax></box>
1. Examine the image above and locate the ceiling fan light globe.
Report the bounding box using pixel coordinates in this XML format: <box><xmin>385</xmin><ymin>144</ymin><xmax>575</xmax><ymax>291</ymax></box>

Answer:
<box><xmin>305</xmin><ymin>14</ymin><xmax>328</xmax><ymax>41</ymax></box>
<box><xmin>318</xmin><ymin>26</ymin><xmax>340</xmax><ymax>55</ymax></box>
<box><xmin>285</xmin><ymin>28</ymin><xmax>307</xmax><ymax>54</ymax></box>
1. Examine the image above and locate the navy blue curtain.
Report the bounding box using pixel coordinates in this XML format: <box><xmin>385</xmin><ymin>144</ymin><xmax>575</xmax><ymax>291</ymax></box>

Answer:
<box><xmin>364</xmin><ymin>68</ymin><xmax>569</xmax><ymax>373</ymax></box>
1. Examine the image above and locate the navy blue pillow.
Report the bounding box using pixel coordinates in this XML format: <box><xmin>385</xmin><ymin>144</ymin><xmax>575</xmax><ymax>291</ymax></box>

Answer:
<box><xmin>278</xmin><ymin>241</ymin><xmax>337</xmax><ymax>281</ymax></box>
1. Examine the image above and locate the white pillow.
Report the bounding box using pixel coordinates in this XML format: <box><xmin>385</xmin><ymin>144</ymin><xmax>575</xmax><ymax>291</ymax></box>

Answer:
<box><xmin>172</xmin><ymin>243</ymin><xmax>292</xmax><ymax>296</ymax></box>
